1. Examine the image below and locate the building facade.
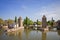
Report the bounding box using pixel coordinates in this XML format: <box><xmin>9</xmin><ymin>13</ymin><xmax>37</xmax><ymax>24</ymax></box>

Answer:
<box><xmin>42</xmin><ymin>15</ymin><xmax>47</xmax><ymax>28</ymax></box>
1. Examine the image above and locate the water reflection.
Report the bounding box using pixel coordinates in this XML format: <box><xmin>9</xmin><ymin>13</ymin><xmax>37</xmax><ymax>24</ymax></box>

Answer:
<box><xmin>57</xmin><ymin>30</ymin><xmax>60</xmax><ymax>36</ymax></box>
<box><xmin>42</xmin><ymin>31</ymin><xmax>47</xmax><ymax>40</ymax></box>
<box><xmin>5</xmin><ymin>29</ymin><xmax>24</xmax><ymax>40</ymax></box>
<box><xmin>6</xmin><ymin>29</ymin><xmax>23</xmax><ymax>36</ymax></box>
<box><xmin>0</xmin><ymin>30</ymin><xmax>3</xmax><ymax>35</ymax></box>
<box><xmin>24</xmin><ymin>29</ymin><xmax>33</xmax><ymax>40</ymax></box>
<box><xmin>0</xmin><ymin>29</ymin><xmax>60</xmax><ymax>40</ymax></box>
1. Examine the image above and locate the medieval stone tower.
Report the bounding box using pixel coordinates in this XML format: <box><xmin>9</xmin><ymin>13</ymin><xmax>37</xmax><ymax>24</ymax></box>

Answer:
<box><xmin>42</xmin><ymin>15</ymin><xmax>47</xmax><ymax>28</ymax></box>
<box><xmin>18</xmin><ymin>16</ymin><xmax>23</xmax><ymax>27</ymax></box>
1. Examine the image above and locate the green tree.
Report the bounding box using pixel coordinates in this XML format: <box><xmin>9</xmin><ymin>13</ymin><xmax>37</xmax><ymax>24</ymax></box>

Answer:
<box><xmin>24</xmin><ymin>17</ymin><xmax>29</xmax><ymax>26</ymax></box>
<box><xmin>15</xmin><ymin>16</ymin><xmax>17</xmax><ymax>24</ymax></box>
<box><xmin>0</xmin><ymin>18</ymin><xmax>4</xmax><ymax>26</ymax></box>
<box><xmin>15</xmin><ymin>16</ymin><xmax>17</xmax><ymax>27</ymax></box>
<box><xmin>47</xmin><ymin>21</ymin><xmax>51</xmax><ymax>25</ymax></box>
<box><xmin>37</xmin><ymin>19</ymin><xmax>38</xmax><ymax>25</ymax></box>
<box><xmin>51</xmin><ymin>17</ymin><xmax>55</xmax><ymax>27</ymax></box>
<box><xmin>47</xmin><ymin>20</ymin><xmax>55</xmax><ymax>27</ymax></box>
<box><xmin>23</xmin><ymin>17</ymin><xmax>29</xmax><ymax>26</ymax></box>
<box><xmin>29</xmin><ymin>20</ymin><xmax>33</xmax><ymax>25</ymax></box>
<box><xmin>3</xmin><ymin>20</ymin><xmax>8</xmax><ymax>26</ymax></box>
<box><xmin>7</xmin><ymin>19</ymin><xmax>14</xmax><ymax>25</ymax></box>
<box><xmin>23</xmin><ymin>17</ymin><xmax>33</xmax><ymax>26</ymax></box>
<box><xmin>36</xmin><ymin>19</ymin><xmax>42</xmax><ymax>25</ymax></box>
<box><xmin>6</xmin><ymin>19</ymin><xmax>14</xmax><ymax>29</ymax></box>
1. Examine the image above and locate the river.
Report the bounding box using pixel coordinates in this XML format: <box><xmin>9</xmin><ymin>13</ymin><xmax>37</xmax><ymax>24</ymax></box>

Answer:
<box><xmin>0</xmin><ymin>29</ymin><xmax>60</xmax><ymax>40</ymax></box>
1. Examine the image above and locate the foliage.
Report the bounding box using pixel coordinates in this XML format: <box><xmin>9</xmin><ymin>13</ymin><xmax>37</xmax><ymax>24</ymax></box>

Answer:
<box><xmin>36</xmin><ymin>19</ymin><xmax>42</xmax><ymax>25</ymax></box>
<box><xmin>47</xmin><ymin>21</ymin><xmax>51</xmax><ymax>25</ymax></box>
<box><xmin>7</xmin><ymin>19</ymin><xmax>14</xmax><ymax>25</ymax></box>
<box><xmin>0</xmin><ymin>18</ymin><xmax>4</xmax><ymax>26</ymax></box>
<box><xmin>29</xmin><ymin>20</ymin><xmax>34</xmax><ymax>25</ymax></box>
<box><xmin>23</xmin><ymin>17</ymin><xmax>33</xmax><ymax>26</ymax></box>
<box><xmin>47</xmin><ymin>20</ymin><xmax>54</xmax><ymax>27</ymax></box>
<box><xmin>15</xmin><ymin>16</ymin><xmax>17</xmax><ymax>24</ymax></box>
<box><xmin>0</xmin><ymin>18</ymin><xmax>14</xmax><ymax>26</ymax></box>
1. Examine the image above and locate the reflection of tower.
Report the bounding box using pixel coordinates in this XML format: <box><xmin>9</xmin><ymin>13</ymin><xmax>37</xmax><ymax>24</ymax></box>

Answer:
<box><xmin>42</xmin><ymin>32</ymin><xmax>46</xmax><ymax>40</ymax></box>
<box><xmin>18</xmin><ymin>16</ymin><xmax>23</xmax><ymax>27</ymax></box>
<box><xmin>18</xmin><ymin>30</ymin><xmax>24</xmax><ymax>40</ymax></box>
<box><xmin>42</xmin><ymin>15</ymin><xmax>47</xmax><ymax>28</ymax></box>
<box><xmin>57</xmin><ymin>30</ymin><xmax>60</xmax><ymax>36</ymax></box>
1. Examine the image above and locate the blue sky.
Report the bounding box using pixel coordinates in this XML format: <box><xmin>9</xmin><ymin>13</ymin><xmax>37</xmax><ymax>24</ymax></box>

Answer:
<box><xmin>0</xmin><ymin>0</ymin><xmax>60</xmax><ymax>21</ymax></box>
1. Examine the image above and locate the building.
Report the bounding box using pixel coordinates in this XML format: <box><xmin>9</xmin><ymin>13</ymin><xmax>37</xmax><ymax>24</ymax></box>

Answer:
<box><xmin>42</xmin><ymin>15</ymin><xmax>47</xmax><ymax>28</ymax></box>
<box><xmin>18</xmin><ymin>16</ymin><xmax>23</xmax><ymax>27</ymax></box>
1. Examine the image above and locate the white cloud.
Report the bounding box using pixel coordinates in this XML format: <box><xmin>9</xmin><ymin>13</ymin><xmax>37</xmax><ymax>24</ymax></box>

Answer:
<box><xmin>21</xmin><ymin>5</ymin><xmax>27</xmax><ymax>9</ymax></box>
<box><xmin>34</xmin><ymin>2</ymin><xmax>60</xmax><ymax>21</ymax></box>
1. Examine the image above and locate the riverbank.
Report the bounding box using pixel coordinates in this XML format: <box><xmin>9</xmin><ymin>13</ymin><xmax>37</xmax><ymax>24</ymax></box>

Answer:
<box><xmin>5</xmin><ymin>27</ymin><xmax>24</xmax><ymax>33</ymax></box>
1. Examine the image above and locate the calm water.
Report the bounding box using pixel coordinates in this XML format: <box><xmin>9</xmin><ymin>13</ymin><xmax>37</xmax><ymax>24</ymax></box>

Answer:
<box><xmin>0</xmin><ymin>29</ymin><xmax>60</xmax><ymax>40</ymax></box>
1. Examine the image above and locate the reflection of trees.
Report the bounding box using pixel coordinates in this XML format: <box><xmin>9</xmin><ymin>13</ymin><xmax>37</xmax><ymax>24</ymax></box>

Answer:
<box><xmin>24</xmin><ymin>29</ymin><xmax>31</xmax><ymax>39</ymax></box>
<box><xmin>57</xmin><ymin>30</ymin><xmax>60</xmax><ymax>36</ymax></box>
<box><xmin>0</xmin><ymin>30</ymin><xmax>3</xmax><ymax>35</ymax></box>
<box><xmin>42</xmin><ymin>32</ymin><xmax>47</xmax><ymax>40</ymax></box>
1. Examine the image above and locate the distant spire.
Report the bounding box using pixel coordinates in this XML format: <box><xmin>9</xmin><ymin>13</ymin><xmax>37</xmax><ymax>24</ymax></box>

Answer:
<box><xmin>52</xmin><ymin>17</ymin><xmax>53</xmax><ymax>20</ymax></box>
<box><xmin>52</xmin><ymin>17</ymin><xmax>54</xmax><ymax>22</ymax></box>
